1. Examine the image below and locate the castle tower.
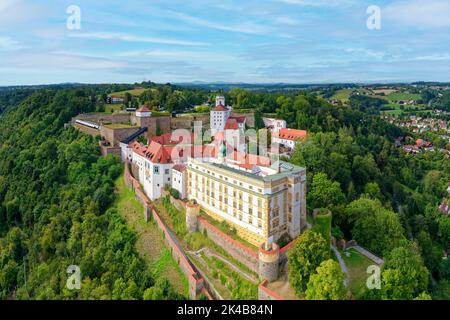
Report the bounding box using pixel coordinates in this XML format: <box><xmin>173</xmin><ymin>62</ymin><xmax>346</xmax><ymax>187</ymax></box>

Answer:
<box><xmin>216</xmin><ymin>95</ymin><xmax>225</xmax><ymax>107</ymax></box>
<box><xmin>135</xmin><ymin>106</ymin><xmax>152</xmax><ymax>128</ymax></box>
<box><xmin>186</xmin><ymin>201</ymin><xmax>200</xmax><ymax>233</ymax></box>
<box><xmin>258</xmin><ymin>242</ymin><xmax>280</xmax><ymax>282</ymax></box>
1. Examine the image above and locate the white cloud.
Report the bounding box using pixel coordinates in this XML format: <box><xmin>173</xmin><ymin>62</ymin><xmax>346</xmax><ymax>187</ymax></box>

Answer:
<box><xmin>7</xmin><ymin>52</ymin><xmax>129</xmax><ymax>70</ymax></box>
<box><xmin>410</xmin><ymin>54</ymin><xmax>450</xmax><ymax>61</ymax></box>
<box><xmin>68</xmin><ymin>32</ymin><xmax>209</xmax><ymax>46</ymax></box>
<box><xmin>384</xmin><ymin>0</ymin><xmax>450</xmax><ymax>28</ymax></box>
<box><xmin>167</xmin><ymin>11</ymin><xmax>270</xmax><ymax>35</ymax></box>
<box><xmin>0</xmin><ymin>36</ymin><xmax>26</xmax><ymax>50</ymax></box>
<box><xmin>277</xmin><ymin>0</ymin><xmax>354</xmax><ymax>6</ymax></box>
<box><xmin>345</xmin><ymin>48</ymin><xmax>385</xmax><ymax>59</ymax></box>
<box><xmin>117</xmin><ymin>49</ymin><xmax>234</xmax><ymax>61</ymax></box>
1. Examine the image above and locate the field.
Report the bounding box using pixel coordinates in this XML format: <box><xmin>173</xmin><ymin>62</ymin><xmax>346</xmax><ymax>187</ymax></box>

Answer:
<box><xmin>103</xmin><ymin>123</ymin><xmax>138</xmax><ymax>129</ymax></box>
<box><xmin>114</xmin><ymin>176</ymin><xmax>189</xmax><ymax>297</ymax></box>
<box><xmin>104</xmin><ymin>103</ymin><xmax>124</xmax><ymax>114</ymax></box>
<box><xmin>110</xmin><ymin>88</ymin><xmax>149</xmax><ymax>97</ymax></box>
<box><xmin>330</xmin><ymin>88</ymin><xmax>371</xmax><ymax>103</ymax></box>
<box><xmin>339</xmin><ymin>248</ymin><xmax>376</xmax><ymax>299</ymax></box>
<box><xmin>385</xmin><ymin>92</ymin><xmax>422</xmax><ymax>101</ymax></box>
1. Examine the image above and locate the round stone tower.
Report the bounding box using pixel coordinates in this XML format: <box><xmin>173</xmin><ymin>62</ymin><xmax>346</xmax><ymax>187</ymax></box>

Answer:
<box><xmin>186</xmin><ymin>201</ymin><xmax>200</xmax><ymax>233</ymax></box>
<box><xmin>258</xmin><ymin>242</ymin><xmax>280</xmax><ymax>282</ymax></box>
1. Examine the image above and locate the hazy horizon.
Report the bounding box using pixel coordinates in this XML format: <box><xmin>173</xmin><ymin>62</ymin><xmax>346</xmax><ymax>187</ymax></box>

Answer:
<box><xmin>2</xmin><ymin>0</ymin><xmax>450</xmax><ymax>85</ymax></box>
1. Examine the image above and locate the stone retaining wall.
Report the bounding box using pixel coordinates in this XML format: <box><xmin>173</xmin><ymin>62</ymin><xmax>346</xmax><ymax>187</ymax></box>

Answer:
<box><xmin>124</xmin><ymin>163</ymin><xmax>213</xmax><ymax>300</ymax></box>
<box><xmin>258</xmin><ymin>280</ymin><xmax>285</xmax><ymax>300</ymax></box>
<box><xmin>197</xmin><ymin>216</ymin><xmax>259</xmax><ymax>273</ymax></box>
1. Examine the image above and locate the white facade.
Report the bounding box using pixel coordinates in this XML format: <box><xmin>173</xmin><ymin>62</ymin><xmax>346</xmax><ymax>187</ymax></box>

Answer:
<box><xmin>131</xmin><ymin>151</ymin><xmax>173</xmax><ymax>200</ymax></box>
<box><xmin>210</xmin><ymin>109</ymin><xmax>231</xmax><ymax>135</ymax></box>
<box><xmin>272</xmin><ymin>136</ymin><xmax>296</xmax><ymax>149</ymax></box>
<box><xmin>216</xmin><ymin>95</ymin><xmax>226</xmax><ymax>107</ymax></box>
<box><xmin>120</xmin><ymin>142</ymin><xmax>133</xmax><ymax>162</ymax></box>
<box><xmin>136</xmin><ymin>110</ymin><xmax>152</xmax><ymax>118</ymax></box>
<box><xmin>263</xmin><ymin>117</ymin><xmax>286</xmax><ymax>133</ymax></box>
<box><xmin>172</xmin><ymin>167</ymin><xmax>187</xmax><ymax>199</ymax></box>
<box><xmin>210</xmin><ymin>96</ymin><xmax>231</xmax><ymax>135</ymax></box>
<box><xmin>186</xmin><ymin>157</ymin><xmax>307</xmax><ymax>246</ymax></box>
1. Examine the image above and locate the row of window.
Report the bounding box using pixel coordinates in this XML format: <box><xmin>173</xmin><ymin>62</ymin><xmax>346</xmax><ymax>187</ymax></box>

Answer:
<box><xmin>188</xmin><ymin>169</ymin><xmax>264</xmax><ymax>194</ymax></box>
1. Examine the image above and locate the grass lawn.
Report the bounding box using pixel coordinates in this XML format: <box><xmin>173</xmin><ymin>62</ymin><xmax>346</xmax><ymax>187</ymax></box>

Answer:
<box><xmin>114</xmin><ymin>176</ymin><xmax>189</xmax><ymax>297</ymax></box>
<box><xmin>339</xmin><ymin>248</ymin><xmax>376</xmax><ymax>299</ymax></box>
<box><xmin>111</xmin><ymin>88</ymin><xmax>149</xmax><ymax>97</ymax></box>
<box><xmin>330</xmin><ymin>88</ymin><xmax>371</xmax><ymax>103</ymax></box>
<box><xmin>198</xmin><ymin>211</ymin><xmax>258</xmax><ymax>252</ymax></box>
<box><xmin>104</xmin><ymin>104</ymin><xmax>124</xmax><ymax>114</ymax></box>
<box><xmin>104</xmin><ymin>123</ymin><xmax>138</xmax><ymax>129</ymax></box>
<box><xmin>386</xmin><ymin>92</ymin><xmax>422</xmax><ymax>101</ymax></box>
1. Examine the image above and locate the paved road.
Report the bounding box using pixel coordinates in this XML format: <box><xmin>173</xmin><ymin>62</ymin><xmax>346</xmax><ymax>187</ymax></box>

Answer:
<box><xmin>331</xmin><ymin>246</ymin><xmax>349</xmax><ymax>287</ymax></box>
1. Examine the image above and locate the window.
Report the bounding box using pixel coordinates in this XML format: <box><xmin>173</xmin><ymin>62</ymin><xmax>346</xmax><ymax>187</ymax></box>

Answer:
<box><xmin>165</xmin><ymin>169</ymin><xmax>170</xmax><ymax>175</ymax></box>
<box><xmin>273</xmin><ymin>218</ymin><xmax>279</xmax><ymax>228</ymax></box>
<box><xmin>154</xmin><ymin>166</ymin><xmax>159</xmax><ymax>174</ymax></box>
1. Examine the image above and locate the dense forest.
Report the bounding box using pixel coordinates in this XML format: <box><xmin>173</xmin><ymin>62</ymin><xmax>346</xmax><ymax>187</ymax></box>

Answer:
<box><xmin>0</xmin><ymin>88</ymin><xmax>182</xmax><ymax>299</ymax></box>
<box><xmin>0</xmin><ymin>84</ymin><xmax>449</xmax><ymax>300</ymax></box>
<box><xmin>219</xmin><ymin>88</ymin><xmax>449</xmax><ymax>299</ymax></box>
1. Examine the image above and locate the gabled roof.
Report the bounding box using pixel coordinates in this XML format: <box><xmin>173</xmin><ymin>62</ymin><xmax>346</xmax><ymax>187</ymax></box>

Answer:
<box><xmin>172</xmin><ymin>164</ymin><xmax>186</xmax><ymax>172</ymax></box>
<box><xmin>273</xmin><ymin>128</ymin><xmax>307</xmax><ymax>141</ymax></box>
<box><xmin>229</xmin><ymin>116</ymin><xmax>246</xmax><ymax>124</ymax></box>
<box><xmin>130</xmin><ymin>141</ymin><xmax>172</xmax><ymax>164</ymax></box>
<box><xmin>226</xmin><ymin>151</ymin><xmax>271</xmax><ymax>168</ymax></box>
<box><xmin>213</xmin><ymin>104</ymin><xmax>228</xmax><ymax>112</ymax></box>
<box><xmin>150</xmin><ymin>132</ymin><xmax>195</xmax><ymax>145</ymax></box>
<box><xmin>131</xmin><ymin>139</ymin><xmax>219</xmax><ymax>165</ymax></box>
<box><xmin>137</xmin><ymin>106</ymin><xmax>151</xmax><ymax>112</ymax></box>
<box><xmin>224</xmin><ymin>118</ymin><xmax>239</xmax><ymax>130</ymax></box>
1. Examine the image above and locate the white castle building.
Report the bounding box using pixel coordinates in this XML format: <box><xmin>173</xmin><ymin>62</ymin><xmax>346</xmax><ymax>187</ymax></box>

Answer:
<box><xmin>128</xmin><ymin>132</ymin><xmax>307</xmax><ymax>246</ymax></box>
<box><xmin>210</xmin><ymin>95</ymin><xmax>232</xmax><ymax>135</ymax></box>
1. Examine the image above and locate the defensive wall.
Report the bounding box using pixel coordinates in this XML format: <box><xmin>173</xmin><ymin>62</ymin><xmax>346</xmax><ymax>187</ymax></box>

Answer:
<box><xmin>124</xmin><ymin>163</ymin><xmax>213</xmax><ymax>300</ymax></box>
<box><xmin>125</xmin><ymin>161</ymin><xmax>292</xmax><ymax>300</ymax></box>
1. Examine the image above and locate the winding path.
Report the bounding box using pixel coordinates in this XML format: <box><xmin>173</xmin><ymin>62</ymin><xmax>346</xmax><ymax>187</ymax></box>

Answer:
<box><xmin>331</xmin><ymin>246</ymin><xmax>349</xmax><ymax>287</ymax></box>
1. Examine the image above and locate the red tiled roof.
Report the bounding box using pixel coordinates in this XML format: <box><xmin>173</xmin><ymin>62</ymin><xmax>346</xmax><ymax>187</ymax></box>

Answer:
<box><xmin>224</xmin><ymin>118</ymin><xmax>239</xmax><ymax>130</ymax></box>
<box><xmin>273</xmin><ymin>128</ymin><xmax>307</xmax><ymax>141</ymax></box>
<box><xmin>213</xmin><ymin>105</ymin><xmax>228</xmax><ymax>112</ymax></box>
<box><xmin>150</xmin><ymin>132</ymin><xmax>195</xmax><ymax>145</ymax></box>
<box><xmin>172</xmin><ymin>164</ymin><xmax>186</xmax><ymax>172</ymax></box>
<box><xmin>130</xmin><ymin>141</ymin><xmax>173</xmax><ymax>164</ymax></box>
<box><xmin>227</xmin><ymin>151</ymin><xmax>271</xmax><ymax>168</ymax></box>
<box><xmin>137</xmin><ymin>106</ymin><xmax>151</xmax><ymax>112</ymax></box>
<box><xmin>229</xmin><ymin>116</ymin><xmax>246</xmax><ymax>124</ymax></box>
<box><xmin>224</xmin><ymin>116</ymin><xmax>246</xmax><ymax>130</ymax></box>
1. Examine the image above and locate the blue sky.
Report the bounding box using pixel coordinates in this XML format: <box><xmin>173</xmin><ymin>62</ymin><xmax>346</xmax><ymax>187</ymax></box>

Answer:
<box><xmin>2</xmin><ymin>0</ymin><xmax>450</xmax><ymax>85</ymax></box>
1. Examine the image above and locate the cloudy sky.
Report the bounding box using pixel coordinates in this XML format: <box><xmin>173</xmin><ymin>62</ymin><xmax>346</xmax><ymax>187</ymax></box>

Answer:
<box><xmin>1</xmin><ymin>0</ymin><xmax>450</xmax><ymax>85</ymax></box>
